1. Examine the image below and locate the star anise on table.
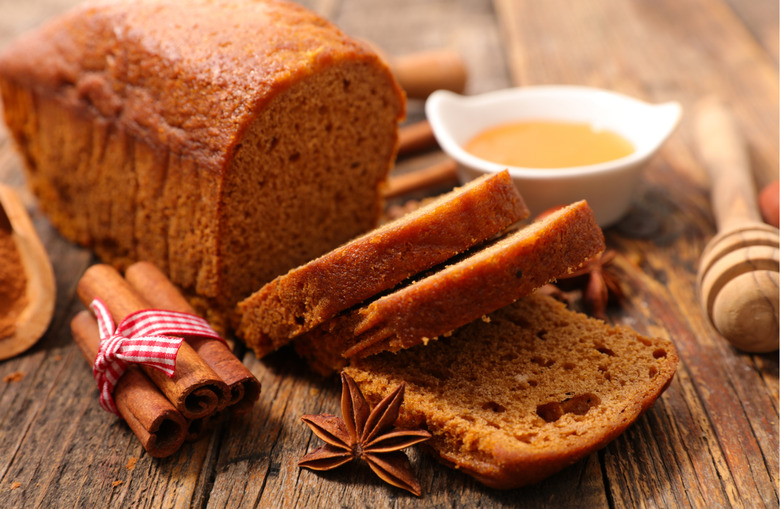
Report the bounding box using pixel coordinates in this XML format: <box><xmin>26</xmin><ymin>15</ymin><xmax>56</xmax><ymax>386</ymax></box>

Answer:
<box><xmin>299</xmin><ymin>372</ymin><xmax>432</xmax><ymax>496</ymax></box>
<box><xmin>557</xmin><ymin>249</ymin><xmax>626</xmax><ymax>319</ymax></box>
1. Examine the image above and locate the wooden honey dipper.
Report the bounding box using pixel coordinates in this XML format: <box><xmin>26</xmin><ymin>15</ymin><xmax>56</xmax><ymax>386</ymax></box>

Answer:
<box><xmin>695</xmin><ymin>99</ymin><xmax>779</xmax><ymax>352</ymax></box>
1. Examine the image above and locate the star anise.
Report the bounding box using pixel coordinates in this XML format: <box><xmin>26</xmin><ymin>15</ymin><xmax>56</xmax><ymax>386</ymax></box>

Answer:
<box><xmin>557</xmin><ymin>249</ymin><xmax>625</xmax><ymax>319</ymax></box>
<box><xmin>299</xmin><ymin>372</ymin><xmax>432</xmax><ymax>496</ymax></box>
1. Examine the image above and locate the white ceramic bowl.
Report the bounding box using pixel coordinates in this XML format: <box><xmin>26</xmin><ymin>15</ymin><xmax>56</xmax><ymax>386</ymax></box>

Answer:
<box><xmin>425</xmin><ymin>86</ymin><xmax>682</xmax><ymax>227</ymax></box>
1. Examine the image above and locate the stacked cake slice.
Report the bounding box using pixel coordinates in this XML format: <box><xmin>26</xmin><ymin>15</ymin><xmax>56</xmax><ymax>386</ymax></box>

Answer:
<box><xmin>235</xmin><ymin>170</ymin><xmax>678</xmax><ymax>489</ymax></box>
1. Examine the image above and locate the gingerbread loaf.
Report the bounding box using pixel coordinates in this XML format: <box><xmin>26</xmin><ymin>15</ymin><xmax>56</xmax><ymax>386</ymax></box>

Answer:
<box><xmin>345</xmin><ymin>291</ymin><xmax>678</xmax><ymax>489</ymax></box>
<box><xmin>0</xmin><ymin>0</ymin><xmax>405</xmax><ymax>328</ymax></box>
<box><xmin>295</xmin><ymin>200</ymin><xmax>604</xmax><ymax>374</ymax></box>
<box><xmin>238</xmin><ymin>170</ymin><xmax>529</xmax><ymax>357</ymax></box>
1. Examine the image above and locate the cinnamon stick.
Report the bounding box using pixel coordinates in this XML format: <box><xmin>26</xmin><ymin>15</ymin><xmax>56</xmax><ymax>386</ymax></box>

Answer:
<box><xmin>390</xmin><ymin>49</ymin><xmax>468</xmax><ymax>99</ymax></box>
<box><xmin>77</xmin><ymin>264</ymin><xmax>230</xmax><ymax>419</ymax></box>
<box><xmin>397</xmin><ymin>120</ymin><xmax>438</xmax><ymax>157</ymax></box>
<box><xmin>185</xmin><ymin>411</ymin><xmax>222</xmax><ymax>442</ymax></box>
<box><xmin>384</xmin><ymin>158</ymin><xmax>460</xmax><ymax>199</ymax></box>
<box><xmin>125</xmin><ymin>261</ymin><xmax>260</xmax><ymax>415</ymax></box>
<box><xmin>361</xmin><ymin>42</ymin><xmax>468</xmax><ymax>100</ymax></box>
<box><xmin>70</xmin><ymin>310</ymin><xmax>187</xmax><ymax>457</ymax></box>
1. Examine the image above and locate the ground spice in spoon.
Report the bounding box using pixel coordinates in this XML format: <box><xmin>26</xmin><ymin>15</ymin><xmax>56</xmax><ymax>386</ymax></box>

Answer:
<box><xmin>0</xmin><ymin>211</ymin><xmax>27</xmax><ymax>339</ymax></box>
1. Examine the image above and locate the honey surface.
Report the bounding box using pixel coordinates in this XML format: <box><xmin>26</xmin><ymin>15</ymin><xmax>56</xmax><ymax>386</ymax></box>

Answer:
<box><xmin>464</xmin><ymin>121</ymin><xmax>634</xmax><ymax>168</ymax></box>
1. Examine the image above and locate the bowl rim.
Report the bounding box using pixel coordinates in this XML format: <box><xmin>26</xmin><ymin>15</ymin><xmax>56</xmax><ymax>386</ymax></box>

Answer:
<box><xmin>425</xmin><ymin>85</ymin><xmax>682</xmax><ymax>180</ymax></box>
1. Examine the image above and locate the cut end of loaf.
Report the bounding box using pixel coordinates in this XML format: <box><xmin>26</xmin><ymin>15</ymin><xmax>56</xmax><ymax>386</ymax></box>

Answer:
<box><xmin>218</xmin><ymin>58</ymin><xmax>404</xmax><ymax>324</ymax></box>
<box><xmin>345</xmin><ymin>292</ymin><xmax>678</xmax><ymax>489</ymax></box>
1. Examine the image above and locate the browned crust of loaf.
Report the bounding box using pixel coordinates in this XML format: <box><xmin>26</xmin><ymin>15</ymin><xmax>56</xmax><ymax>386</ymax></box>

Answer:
<box><xmin>435</xmin><ymin>368</ymin><xmax>676</xmax><ymax>489</ymax></box>
<box><xmin>323</xmin><ymin>200</ymin><xmax>604</xmax><ymax>360</ymax></box>
<box><xmin>237</xmin><ymin>170</ymin><xmax>529</xmax><ymax>357</ymax></box>
<box><xmin>345</xmin><ymin>293</ymin><xmax>679</xmax><ymax>489</ymax></box>
<box><xmin>0</xmin><ymin>0</ymin><xmax>388</xmax><ymax>169</ymax></box>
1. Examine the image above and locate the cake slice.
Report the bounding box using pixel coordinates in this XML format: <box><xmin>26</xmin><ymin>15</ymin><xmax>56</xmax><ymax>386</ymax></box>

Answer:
<box><xmin>295</xmin><ymin>200</ymin><xmax>604</xmax><ymax>373</ymax></box>
<box><xmin>344</xmin><ymin>292</ymin><xmax>679</xmax><ymax>489</ymax></box>
<box><xmin>237</xmin><ymin>170</ymin><xmax>529</xmax><ymax>357</ymax></box>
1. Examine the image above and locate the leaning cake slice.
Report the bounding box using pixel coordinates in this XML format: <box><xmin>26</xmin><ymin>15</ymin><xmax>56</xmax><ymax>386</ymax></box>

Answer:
<box><xmin>295</xmin><ymin>200</ymin><xmax>604</xmax><ymax>373</ymax></box>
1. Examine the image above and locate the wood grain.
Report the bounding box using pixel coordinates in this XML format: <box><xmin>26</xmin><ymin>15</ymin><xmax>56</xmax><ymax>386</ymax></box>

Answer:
<box><xmin>0</xmin><ymin>0</ymin><xmax>777</xmax><ymax>507</ymax></box>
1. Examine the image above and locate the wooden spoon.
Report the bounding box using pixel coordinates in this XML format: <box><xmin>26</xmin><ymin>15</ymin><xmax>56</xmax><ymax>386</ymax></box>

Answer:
<box><xmin>694</xmin><ymin>99</ymin><xmax>779</xmax><ymax>353</ymax></box>
<box><xmin>0</xmin><ymin>184</ymin><xmax>56</xmax><ymax>360</ymax></box>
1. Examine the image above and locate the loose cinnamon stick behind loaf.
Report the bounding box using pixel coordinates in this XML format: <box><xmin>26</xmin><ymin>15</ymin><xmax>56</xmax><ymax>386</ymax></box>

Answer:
<box><xmin>70</xmin><ymin>311</ymin><xmax>187</xmax><ymax>457</ymax></box>
<box><xmin>125</xmin><ymin>261</ymin><xmax>260</xmax><ymax>415</ymax></box>
<box><xmin>238</xmin><ymin>170</ymin><xmax>529</xmax><ymax>358</ymax></box>
<box><xmin>396</xmin><ymin>120</ymin><xmax>438</xmax><ymax>157</ymax></box>
<box><xmin>77</xmin><ymin>264</ymin><xmax>230</xmax><ymax>419</ymax></box>
<box><xmin>383</xmin><ymin>159</ymin><xmax>458</xmax><ymax>199</ymax></box>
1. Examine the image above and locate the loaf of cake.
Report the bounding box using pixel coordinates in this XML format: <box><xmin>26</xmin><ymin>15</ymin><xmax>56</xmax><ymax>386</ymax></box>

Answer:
<box><xmin>238</xmin><ymin>170</ymin><xmax>530</xmax><ymax>357</ymax></box>
<box><xmin>294</xmin><ymin>200</ymin><xmax>604</xmax><ymax>373</ymax></box>
<box><xmin>344</xmin><ymin>292</ymin><xmax>678</xmax><ymax>489</ymax></box>
<box><xmin>0</xmin><ymin>0</ymin><xmax>405</xmax><ymax>328</ymax></box>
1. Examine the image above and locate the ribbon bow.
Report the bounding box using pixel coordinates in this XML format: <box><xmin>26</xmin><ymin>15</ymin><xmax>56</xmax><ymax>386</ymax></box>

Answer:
<box><xmin>90</xmin><ymin>298</ymin><xmax>223</xmax><ymax>415</ymax></box>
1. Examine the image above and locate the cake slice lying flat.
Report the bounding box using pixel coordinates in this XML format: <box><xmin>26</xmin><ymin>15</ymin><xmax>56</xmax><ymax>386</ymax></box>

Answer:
<box><xmin>295</xmin><ymin>200</ymin><xmax>604</xmax><ymax>373</ymax></box>
<box><xmin>344</xmin><ymin>292</ymin><xmax>678</xmax><ymax>489</ymax></box>
<box><xmin>238</xmin><ymin>170</ymin><xmax>529</xmax><ymax>357</ymax></box>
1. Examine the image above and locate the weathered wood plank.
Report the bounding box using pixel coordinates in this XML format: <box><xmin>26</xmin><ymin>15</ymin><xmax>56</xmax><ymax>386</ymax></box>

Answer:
<box><xmin>723</xmin><ymin>0</ymin><xmax>780</xmax><ymax>61</ymax></box>
<box><xmin>497</xmin><ymin>0</ymin><xmax>778</xmax><ymax>507</ymax></box>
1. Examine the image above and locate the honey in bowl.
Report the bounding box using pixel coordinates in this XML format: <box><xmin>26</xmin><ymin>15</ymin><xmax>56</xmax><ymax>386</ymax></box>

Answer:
<box><xmin>464</xmin><ymin>120</ymin><xmax>634</xmax><ymax>168</ymax></box>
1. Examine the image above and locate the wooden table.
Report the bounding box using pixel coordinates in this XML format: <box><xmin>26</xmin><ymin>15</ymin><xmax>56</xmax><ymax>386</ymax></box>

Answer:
<box><xmin>1</xmin><ymin>0</ymin><xmax>777</xmax><ymax>507</ymax></box>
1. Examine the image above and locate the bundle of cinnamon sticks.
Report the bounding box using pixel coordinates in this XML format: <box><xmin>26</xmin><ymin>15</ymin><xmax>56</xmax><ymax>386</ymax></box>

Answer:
<box><xmin>71</xmin><ymin>262</ymin><xmax>260</xmax><ymax>458</ymax></box>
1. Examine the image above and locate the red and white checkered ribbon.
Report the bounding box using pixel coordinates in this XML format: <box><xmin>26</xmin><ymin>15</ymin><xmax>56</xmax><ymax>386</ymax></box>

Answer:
<box><xmin>89</xmin><ymin>298</ymin><xmax>223</xmax><ymax>415</ymax></box>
